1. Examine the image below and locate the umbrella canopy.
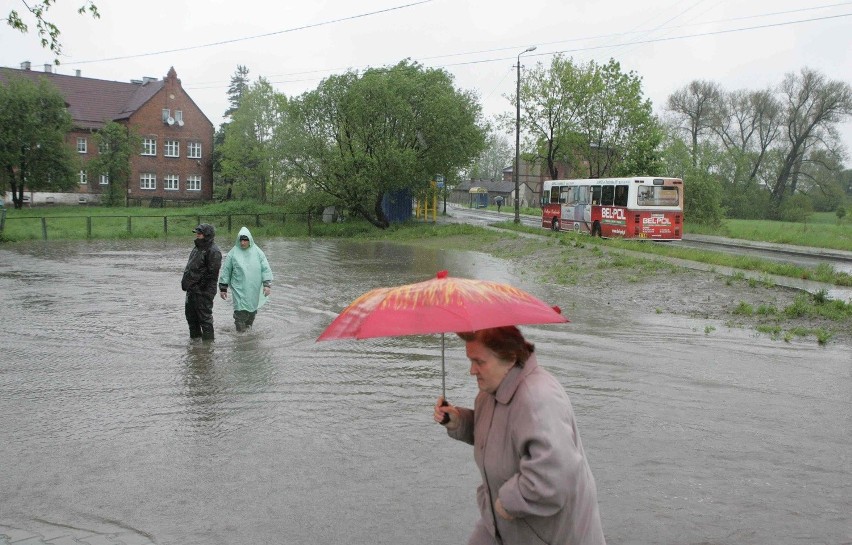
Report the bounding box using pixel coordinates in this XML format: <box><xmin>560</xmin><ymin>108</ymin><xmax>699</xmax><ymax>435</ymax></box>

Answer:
<box><xmin>317</xmin><ymin>270</ymin><xmax>568</xmax><ymax>342</ymax></box>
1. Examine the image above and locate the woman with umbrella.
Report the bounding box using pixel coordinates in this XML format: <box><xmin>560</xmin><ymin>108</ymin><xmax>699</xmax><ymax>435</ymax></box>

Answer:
<box><xmin>434</xmin><ymin>326</ymin><xmax>606</xmax><ymax>545</ymax></box>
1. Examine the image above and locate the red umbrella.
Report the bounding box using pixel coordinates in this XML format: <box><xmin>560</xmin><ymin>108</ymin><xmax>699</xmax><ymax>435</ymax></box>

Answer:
<box><xmin>317</xmin><ymin>270</ymin><xmax>568</xmax><ymax>409</ymax></box>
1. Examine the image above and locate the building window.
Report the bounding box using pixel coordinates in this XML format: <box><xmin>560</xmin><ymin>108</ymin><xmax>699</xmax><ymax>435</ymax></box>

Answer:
<box><xmin>98</xmin><ymin>141</ymin><xmax>109</xmax><ymax>154</ymax></box>
<box><xmin>142</xmin><ymin>138</ymin><xmax>157</xmax><ymax>156</ymax></box>
<box><xmin>187</xmin><ymin>141</ymin><xmax>201</xmax><ymax>159</ymax></box>
<box><xmin>187</xmin><ymin>175</ymin><xmax>201</xmax><ymax>191</ymax></box>
<box><xmin>79</xmin><ymin>170</ymin><xmax>87</xmax><ymax>184</ymax></box>
<box><xmin>100</xmin><ymin>174</ymin><xmax>109</xmax><ymax>185</ymax></box>
<box><xmin>77</xmin><ymin>137</ymin><xmax>87</xmax><ymax>154</ymax></box>
<box><xmin>164</xmin><ymin>140</ymin><xmax>180</xmax><ymax>157</ymax></box>
<box><xmin>175</xmin><ymin>110</ymin><xmax>183</xmax><ymax>123</ymax></box>
<box><xmin>162</xmin><ymin>109</ymin><xmax>170</xmax><ymax>122</ymax></box>
<box><xmin>140</xmin><ymin>173</ymin><xmax>156</xmax><ymax>190</ymax></box>
<box><xmin>164</xmin><ymin>175</ymin><xmax>179</xmax><ymax>190</ymax></box>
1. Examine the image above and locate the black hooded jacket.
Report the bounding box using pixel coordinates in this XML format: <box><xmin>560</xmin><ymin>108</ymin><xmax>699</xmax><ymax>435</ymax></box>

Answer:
<box><xmin>181</xmin><ymin>224</ymin><xmax>222</xmax><ymax>296</ymax></box>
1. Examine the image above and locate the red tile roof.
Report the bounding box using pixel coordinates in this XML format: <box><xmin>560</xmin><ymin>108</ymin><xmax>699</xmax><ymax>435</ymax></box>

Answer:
<box><xmin>0</xmin><ymin>67</ymin><xmax>164</xmax><ymax>130</ymax></box>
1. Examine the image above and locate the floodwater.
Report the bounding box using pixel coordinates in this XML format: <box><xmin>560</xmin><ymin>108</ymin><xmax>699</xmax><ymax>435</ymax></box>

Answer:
<box><xmin>0</xmin><ymin>238</ymin><xmax>849</xmax><ymax>545</ymax></box>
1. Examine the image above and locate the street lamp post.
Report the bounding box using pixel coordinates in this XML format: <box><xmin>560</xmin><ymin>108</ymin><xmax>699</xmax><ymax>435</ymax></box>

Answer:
<box><xmin>514</xmin><ymin>46</ymin><xmax>536</xmax><ymax>224</ymax></box>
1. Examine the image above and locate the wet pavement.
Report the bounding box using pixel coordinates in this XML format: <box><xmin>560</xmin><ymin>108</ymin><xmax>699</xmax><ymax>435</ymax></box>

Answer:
<box><xmin>0</xmin><ymin>238</ymin><xmax>849</xmax><ymax>545</ymax></box>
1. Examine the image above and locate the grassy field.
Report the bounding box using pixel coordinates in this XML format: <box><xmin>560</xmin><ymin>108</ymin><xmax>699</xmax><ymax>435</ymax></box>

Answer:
<box><xmin>687</xmin><ymin>212</ymin><xmax>852</xmax><ymax>252</ymax></box>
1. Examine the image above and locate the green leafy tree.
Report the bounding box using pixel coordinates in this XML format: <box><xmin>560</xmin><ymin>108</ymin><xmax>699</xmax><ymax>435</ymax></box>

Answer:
<box><xmin>281</xmin><ymin>60</ymin><xmax>486</xmax><ymax>228</ymax></box>
<box><xmin>6</xmin><ymin>1</ymin><xmax>100</xmax><ymax>62</ymax></box>
<box><xmin>0</xmin><ymin>73</ymin><xmax>75</xmax><ymax>208</ymax></box>
<box><xmin>218</xmin><ymin>77</ymin><xmax>284</xmax><ymax>203</ymax></box>
<box><xmin>512</xmin><ymin>54</ymin><xmax>587</xmax><ymax>180</ymax></box>
<box><xmin>86</xmin><ymin>121</ymin><xmax>140</xmax><ymax>206</ymax></box>
<box><xmin>513</xmin><ymin>55</ymin><xmax>660</xmax><ymax>180</ymax></box>
<box><xmin>682</xmin><ymin>168</ymin><xmax>724</xmax><ymax>227</ymax></box>
<box><xmin>214</xmin><ymin>65</ymin><xmax>253</xmax><ymax>201</ymax></box>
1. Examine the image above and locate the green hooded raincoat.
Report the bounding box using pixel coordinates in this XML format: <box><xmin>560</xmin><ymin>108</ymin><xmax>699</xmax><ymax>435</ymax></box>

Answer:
<box><xmin>218</xmin><ymin>227</ymin><xmax>273</xmax><ymax>312</ymax></box>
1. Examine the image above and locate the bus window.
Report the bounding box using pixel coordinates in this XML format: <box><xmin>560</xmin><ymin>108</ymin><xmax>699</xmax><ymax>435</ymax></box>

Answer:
<box><xmin>559</xmin><ymin>187</ymin><xmax>570</xmax><ymax>204</ymax></box>
<box><xmin>565</xmin><ymin>187</ymin><xmax>578</xmax><ymax>205</ymax></box>
<box><xmin>637</xmin><ymin>186</ymin><xmax>680</xmax><ymax>206</ymax></box>
<box><xmin>577</xmin><ymin>186</ymin><xmax>590</xmax><ymax>204</ymax></box>
<box><xmin>614</xmin><ymin>185</ymin><xmax>628</xmax><ymax>207</ymax></box>
<box><xmin>591</xmin><ymin>186</ymin><xmax>602</xmax><ymax>205</ymax></box>
<box><xmin>550</xmin><ymin>187</ymin><xmax>560</xmax><ymax>204</ymax></box>
<box><xmin>601</xmin><ymin>185</ymin><xmax>614</xmax><ymax>206</ymax></box>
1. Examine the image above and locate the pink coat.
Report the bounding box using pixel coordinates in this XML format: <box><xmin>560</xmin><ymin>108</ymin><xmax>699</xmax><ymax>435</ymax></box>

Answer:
<box><xmin>448</xmin><ymin>354</ymin><xmax>606</xmax><ymax>545</ymax></box>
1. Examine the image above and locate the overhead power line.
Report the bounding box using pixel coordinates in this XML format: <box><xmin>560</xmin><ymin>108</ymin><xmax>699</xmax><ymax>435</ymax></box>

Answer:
<box><xmin>63</xmin><ymin>0</ymin><xmax>433</xmax><ymax>65</ymax></box>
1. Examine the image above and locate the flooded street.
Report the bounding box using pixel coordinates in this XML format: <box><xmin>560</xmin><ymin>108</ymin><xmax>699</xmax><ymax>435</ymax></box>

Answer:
<box><xmin>1</xmin><ymin>238</ymin><xmax>849</xmax><ymax>545</ymax></box>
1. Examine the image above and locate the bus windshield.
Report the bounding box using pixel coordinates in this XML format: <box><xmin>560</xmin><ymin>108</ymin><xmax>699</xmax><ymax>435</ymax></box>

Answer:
<box><xmin>637</xmin><ymin>186</ymin><xmax>680</xmax><ymax>207</ymax></box>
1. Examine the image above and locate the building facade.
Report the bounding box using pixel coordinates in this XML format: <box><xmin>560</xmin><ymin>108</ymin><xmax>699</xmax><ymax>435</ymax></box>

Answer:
<box><xmin>1</xmin><ymin>63</ymin><xmax>214</xmax><ymax>206</ymax></box>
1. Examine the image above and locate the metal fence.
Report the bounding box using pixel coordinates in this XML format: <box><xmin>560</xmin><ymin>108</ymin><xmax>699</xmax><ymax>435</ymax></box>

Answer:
<box><xmin>0</xmin><ymin>210</ymin><xmax>316</xmax><ymax>240</ymax></box>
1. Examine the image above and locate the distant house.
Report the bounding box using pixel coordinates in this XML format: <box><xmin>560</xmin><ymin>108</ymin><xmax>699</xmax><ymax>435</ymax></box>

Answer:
<box><xmin>0</xmin><ymin>63</ymin><xmax>214</xmax><ymax>206</ymax></box>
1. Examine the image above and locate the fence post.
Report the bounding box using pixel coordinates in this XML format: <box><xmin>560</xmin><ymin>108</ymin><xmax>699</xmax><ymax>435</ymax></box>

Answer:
<box><xmin>163</xmin><ymin>216</ymin><xmax>168</xmax><ymax>235</ymax></box>
<box><xmin>127</xmin><ymin>216</ymin><xmax>132</xmax><ymax>234</ymax></box>
<box><xmin>307</xmin><ymin>212</ymin><xmax>312</xmax><ymax>236</ymax></box>
<box><xmin>41</xmin><ymin>217</ymin><xmax>48</xmax><ymax>240</ymax></box>
<box><xmin>256</xmin><ymin>214</ymin><xmax>260</xmax><ymax>227</ymax></box>
<box><xmin>227</xmin><ymin>215</ymin><xmax>232</xmax><ymax>233</ymax></box>
<box><xmin>87</xmin><ymin>217</ymin><xmax>92</xmax><ymax>238</ymax></box>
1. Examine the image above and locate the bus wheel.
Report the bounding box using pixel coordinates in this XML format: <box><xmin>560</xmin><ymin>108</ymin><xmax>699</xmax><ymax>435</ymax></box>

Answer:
<box><xmin>551</xmin><ymin>218</ymin><xmax>560</xmax><ymax>231</ymax></box>
<box><xmin>591</xmin><ymin>222</ymin><xmax>602</xmax><ymax>237</ymax></box>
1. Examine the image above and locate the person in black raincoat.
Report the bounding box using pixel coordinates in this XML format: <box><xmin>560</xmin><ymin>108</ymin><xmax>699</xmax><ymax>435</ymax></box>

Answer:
<box><xmin>181</xmin><ymin>223</ymin><xmax>222</xmax><ymax>340</ymax></box>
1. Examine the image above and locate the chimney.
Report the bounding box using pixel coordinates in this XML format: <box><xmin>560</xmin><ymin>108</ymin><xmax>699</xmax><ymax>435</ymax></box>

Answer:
<box><xmin>75</xmin><ymin>69</ymin><xmax>81</xmax><ymax>77</ymax></box>
<box><xmin>21</xmin><ymin>61</ymin><xmax>31</xmax><ymax>70</ymax></box>
<box><xmin>142</xmin><ymin>76</ymin><xmax>157</xmax><ymax>85</ymax></box>
<box><xmin>44</xmin><ymin>64</ymin><xmax>52</xmax><ymax>73</ymax></box>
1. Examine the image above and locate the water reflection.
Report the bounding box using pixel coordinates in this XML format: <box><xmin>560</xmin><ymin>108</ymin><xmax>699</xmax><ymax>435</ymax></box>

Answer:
<box><xmin>0</xmin><ymin>238</ymin><xmax>849</xmax><ymax>545</ymax></box>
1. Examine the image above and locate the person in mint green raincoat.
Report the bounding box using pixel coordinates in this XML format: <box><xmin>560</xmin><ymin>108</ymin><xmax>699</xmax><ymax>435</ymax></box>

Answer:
<box><xmin>217</xmin><ymin>227</ymin><xmax>273</xmax><ymax>332</ymax></box>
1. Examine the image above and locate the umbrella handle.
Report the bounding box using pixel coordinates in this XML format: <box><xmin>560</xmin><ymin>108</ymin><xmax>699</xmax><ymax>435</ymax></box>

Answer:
<box><xmin>440</xmin><ymin>399</ymin><xmax>451</xmax><ymax>425</ymax></box>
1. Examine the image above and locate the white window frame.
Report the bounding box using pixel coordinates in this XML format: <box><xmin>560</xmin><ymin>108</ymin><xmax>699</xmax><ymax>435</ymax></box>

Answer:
<box><xmin>187</xmin><ymin>141</ymin><xmax>201</xmax><ymax>159</ymax></box>
<box><xmin>175</xmin><ymin>110</ymin><xmax>183</xmax><ymax>123</ymax></box>
<box><xmin>142</xmin><ymin>138</ymin><xmax>157</xmax><ymax>156</ymax></box>
<box><xmin>164</xmin><ymin>175</ymin><xmax>179</xmax><ymax>191</ymax></box>
<box><xmin>99</xmin><ymin>174</ymin><xmax>109</xmax><ymax>185</ymax></box>
<box><xmin>79</xmin><ymin>170</ymin><xmax>88</xmax><ymax>184</ymax></box>
<box><xmin>77</xmin><ymin>137</ymin><xmax>87</xmax><ymax>154</ymax></box>
<box><xmin>186</xmin><ymin>175</ymin><xmax>201</xmax><ymax>191</ymax></box>
<box><xmin>140</xmin><ymin>173</ymin><xmax>156</xmax><ymax>190</ymax></box>
<box><xmin>164</xmin><ymin>140</ymin><xmax>180</xmax><ymax>157</ymax></box>
<box><xmin>162</xmin><ymin>109</ymin><xmax>170</xmax><ymax>122</ymax></box>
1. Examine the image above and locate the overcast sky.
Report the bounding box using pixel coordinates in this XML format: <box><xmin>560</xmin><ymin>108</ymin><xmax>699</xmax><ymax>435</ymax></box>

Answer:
<box><xmin>3</xmin><ymin>0</ymin><xmax>851</xmax><ymax>156</ymax></box>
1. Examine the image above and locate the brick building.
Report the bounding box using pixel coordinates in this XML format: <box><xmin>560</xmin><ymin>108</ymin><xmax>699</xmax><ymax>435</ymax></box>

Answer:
<box><xmin>1</xmin><ymin>63</ymin><xmax>214</xmax><ymax>206</ymax></box>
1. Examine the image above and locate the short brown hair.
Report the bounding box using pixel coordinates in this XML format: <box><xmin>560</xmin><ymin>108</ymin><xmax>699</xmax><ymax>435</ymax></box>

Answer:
<box><xmin>457</xmin><ymin>326</ymin><xmax>535</xmax><ymax>366</ymax></box>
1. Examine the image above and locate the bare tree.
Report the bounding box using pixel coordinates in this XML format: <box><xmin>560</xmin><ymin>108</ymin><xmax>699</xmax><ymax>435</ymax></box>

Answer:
<box><xmin>714</xmin><ymin>89</ymin><xmax>782</xmax><ymax>183</ymax></box>
<box><xmin>772</xmin><ymin>68</ymin><xmax>852</xmax><ymax>207</ymax></box>
<box><xmin>666</xmin><ymin>80</ymin><xmax>723</xmax><ymax>167</ymax></box>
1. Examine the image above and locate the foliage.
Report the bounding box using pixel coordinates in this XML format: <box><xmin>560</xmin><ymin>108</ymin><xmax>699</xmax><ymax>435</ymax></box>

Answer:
<box><xmin>217</xmin><ymin>77</ymin><xmax>286</xmax><ymax>203</ymax></box>
<box><xmin>5</xmin><ymin>1</ymin><xmax>100</xmax><ymax>62</ymax></box>
<box><xmin>682</xmin><ymin>169</ymin><xmax>724</xmax><ymax>227</ymax></box>
<box><xmin>777</xmin><ymin>193</ymin><xmax>814</xmax><ymax>223</ymax></box>
<box><xmin>662</xmin><ymin>68</ymin><xmax>852</xmax><ymax>218</ymax></box>
<box><xmin>86</xmin><ymin>122</ymin><xmax>141</xmax><ymax>206</ymax></box>
<box><xmin>0</xmin><ymin>73</ymin><xmax>76</xmax><ymax>208</ymax></box>
<box><xmin>512</xmin><ymin>55</ymin><xmax>662</xmax><ymax>180</ymax></box>
<box><xmin>280</xmin><ymin>59</ymin><xmax>486</xmax><ymax>228</ymax></box>
<box><xmin>836</xmin><ymin>206</ymin><xmax>846</xmax><ymax>223</ymax></box>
